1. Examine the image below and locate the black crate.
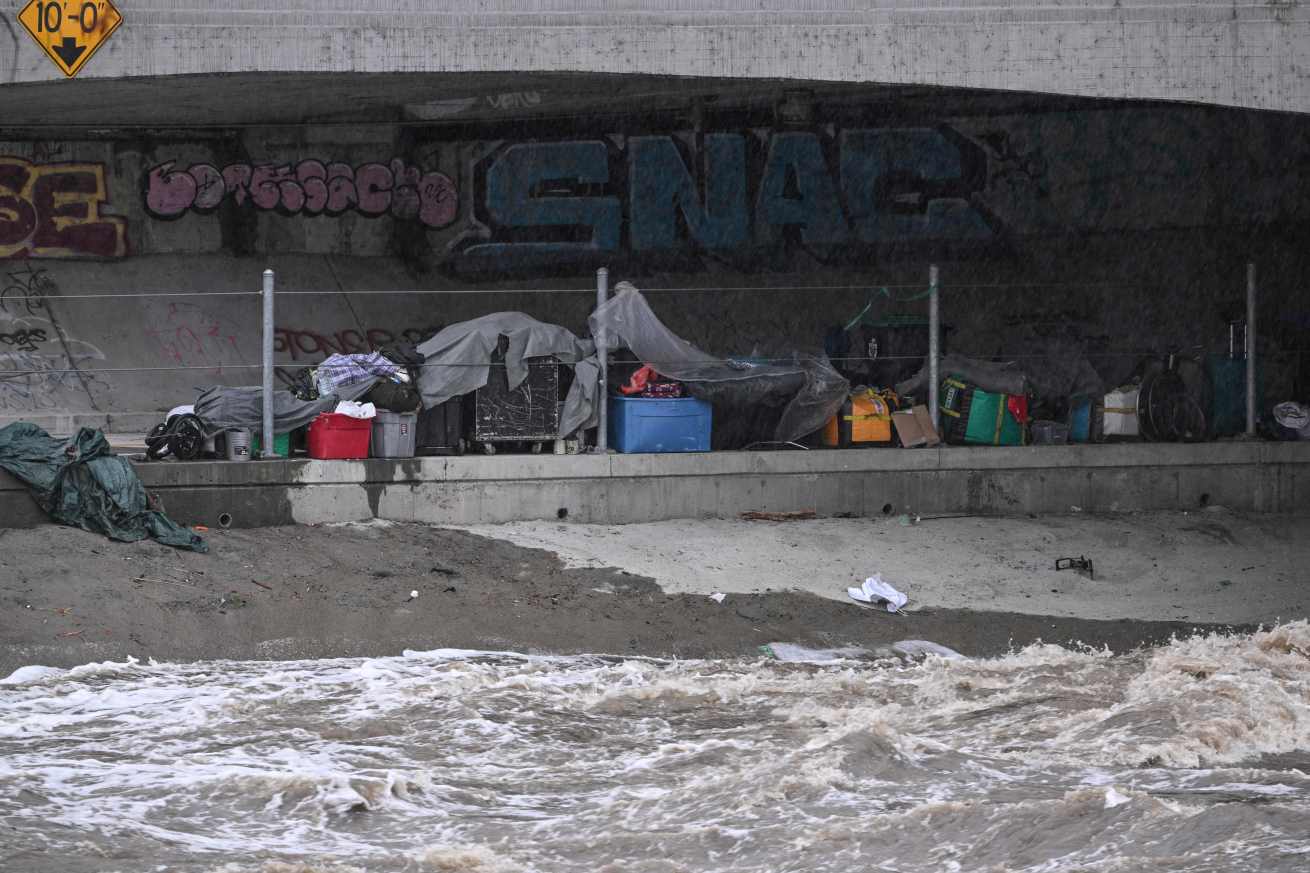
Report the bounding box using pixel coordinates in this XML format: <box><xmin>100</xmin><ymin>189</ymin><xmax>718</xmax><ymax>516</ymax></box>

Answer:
<box><xmin>472</xmin><ymin>347</ymin><xmax>561</xmax><ymax>442</ymax></box>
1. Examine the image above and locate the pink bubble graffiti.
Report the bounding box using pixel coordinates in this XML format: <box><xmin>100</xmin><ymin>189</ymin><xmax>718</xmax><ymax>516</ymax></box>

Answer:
<box><xmin>145</xmin><ymin>159</ymin><xmax>458</xmax><ymax>228</ymax></box>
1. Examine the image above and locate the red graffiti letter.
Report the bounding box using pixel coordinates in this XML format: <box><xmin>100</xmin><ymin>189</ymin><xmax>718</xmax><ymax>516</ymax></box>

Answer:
<box><xmin>418</xmin><ymin>172</ymin><xmax>457</xmax><ymax>228</ymax></box>
<box><xmin>279</xmin><ymin>177</ymin><xmax>306</xmax><ymax>214</ymax></box>
<box><xmin>354</xmin><ymin>163</ymin><xmax>393</xmax><ymax>216</ymax></box>
<box><xmin>297</xmin><ymin>161</ymin><xmax>329</xmax><ymax>215</ymax></box>
<box><xmin>0</xmin><ymin>159</ymin><xmax>37</xmax><ymax>254</ymax></box>
<box><xmin>249</xmin><ymin>164</ymin><xmax>293</xmax><ymax>211</ymax></box>
<box><xmin>222</xmin><ymin>164</ymin><xmax>253</xmax><ymax>206</ymax></box>
<box><xmin>272</xmin><ymin>327</ymin><xmax>293</xmax><ymax>356</ymax></box>
<box><xmin>389</xmin><ymin>159</ymin><xmax>422</xmax><ymax>220</ymax></box>
<box><xmin>144</xmin><ymin>161</ymin><xmax>197</xmax><ymax>218</ymax></box>
<box><xmin>30</xmin><ymin>165</ymin><xmax>127</xmax><ymax>258</ymax></box>
<box><xmin>188</xmin><ymin>163</ymin><xmax>226</xmax><ymax>211</ymax></box>
<box><xmin>325</xmin><ymin>163</ymin><xmax>357</xmax><ymax>214</ymax></box>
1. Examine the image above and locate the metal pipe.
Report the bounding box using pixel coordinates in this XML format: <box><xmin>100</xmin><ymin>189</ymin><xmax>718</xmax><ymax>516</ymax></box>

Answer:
<box><xmin>1246</xmin><ymin>262</ymin><xmax>1257</xmax><ymax>437</ymax></box>
<box><xmin>928</xmin><ymin>264</ymin><xmax>940</xmax><ymax>434</ymax></box>
<box><xmin>262</xmin><ymin>268</ymin><xmax>276</xmax><ymax>458</ymax></box>
<box><xmin>596</xmin><ymin>267</ymin><xmax>610</xmax><ymax>452</ymax></box>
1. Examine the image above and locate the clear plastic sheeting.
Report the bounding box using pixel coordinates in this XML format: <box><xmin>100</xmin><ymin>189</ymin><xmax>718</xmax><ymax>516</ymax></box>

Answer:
<box><xmin>591</xmin><ymin>283</ymin><xmax>848</xmax><ymax>444</ymax></box>
<box><xmin>415</xmin><ymin>312</ymin><xmax>598</xmax><ymax>438</ymax></box>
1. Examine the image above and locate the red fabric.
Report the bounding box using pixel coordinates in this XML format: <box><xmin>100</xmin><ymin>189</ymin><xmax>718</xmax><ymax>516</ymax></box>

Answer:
<box><xmin>622</xmin><ymin>365</ymin><xmax>684</xmax><ymax>397</ymax></box>
<box><xmin>621</xmin><ymin>365</ymin><xmax>658</xmax><ymax>395</ymax></box>
<box><xmin>1007</xmin><ymin>395</ymin><xmax>1029</xmax><ymax>426</ymax></box>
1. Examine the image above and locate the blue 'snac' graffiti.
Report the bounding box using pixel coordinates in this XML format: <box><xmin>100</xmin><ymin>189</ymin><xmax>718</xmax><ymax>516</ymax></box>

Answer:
<box><xmin>452</xmin><ymin>127</ymin><xmax>995</xmax><ymax>271</ymax></box>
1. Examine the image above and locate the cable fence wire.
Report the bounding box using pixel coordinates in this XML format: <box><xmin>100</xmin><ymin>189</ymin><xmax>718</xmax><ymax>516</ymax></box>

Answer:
<box><xmin>0</xmin><ymin>291</ymin><xmax>263</xmax><ymax>301</ymax></box>
<box><xmin>0</xmin><ymin>288</ymin><xmax>598</xmax><ymax>302</ymax></box>
<box><xmin>2</xmin><ymin>351</ymin><xmax>1257</xmax><ymax>379</ymax></box>
<box><xmin>0</xmin><ymin>281</ymin><xmax>1168</xmax><ymax>304</ymax></box>
<box><xmin>0</xmin><ymin>277</ymin><xmax>1227</xmax><ymax>381</ymax></box>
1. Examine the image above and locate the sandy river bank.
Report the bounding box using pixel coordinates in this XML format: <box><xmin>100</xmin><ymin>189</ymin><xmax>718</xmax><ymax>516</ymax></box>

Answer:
<box><xmin>4</xmin><ymin>509</ymin><xmax>1302</xmax><ymax>675</ymax></box>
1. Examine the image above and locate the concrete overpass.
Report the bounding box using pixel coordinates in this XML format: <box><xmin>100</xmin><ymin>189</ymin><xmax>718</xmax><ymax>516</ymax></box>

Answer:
<box><xmin>0</xmin><ymin>1</ymin><xmax>1307</xmax><ymax>115</ymax></box>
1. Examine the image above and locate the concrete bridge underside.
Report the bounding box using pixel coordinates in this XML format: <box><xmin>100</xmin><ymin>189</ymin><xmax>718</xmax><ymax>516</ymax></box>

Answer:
<box><xmin>0</xmin><ymin>1</ymin><xmax>1306</xmax><ymax>115</ymax></box>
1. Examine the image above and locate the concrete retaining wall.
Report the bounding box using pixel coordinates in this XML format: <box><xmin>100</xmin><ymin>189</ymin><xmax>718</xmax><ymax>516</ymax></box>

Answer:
<box><xmin>2</xmin><ymin>92</ymin><xmax>1308</xmax><ymax>429</ymax></box>
<box><xmin>3</xmin><ymin>443</ymin><xmax>1306</xmax><ymax>530</ymax></box>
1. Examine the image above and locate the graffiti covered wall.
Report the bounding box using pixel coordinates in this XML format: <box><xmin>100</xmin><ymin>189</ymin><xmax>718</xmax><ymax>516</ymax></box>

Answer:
<box><xmin>0</xmin><ymin>266</ymin><xmax>108</xmax><ymax>412</ymax></box>
<box><xmin>112</xmin><ymin>104</ymin><xmax>1310</xmax><ymax>279</ymax></box>
<box><xmin>0</xmin><ymin>157</ymin><xmax>127</xmax><ymax>259</ymax></box>
<box><xmin>0</xmin><ymin>91</ymin><xmax>1307</xmax><ymax>421</ymax></box>
<box><xmin>145</xmin><ymin>158</ymin><xmax>458</xmax><ymax>229</ymax></box>
<box><xmin>445</xmin><ymin>126</ymin><xmax>997</xmax><ymax>274</ymax></box>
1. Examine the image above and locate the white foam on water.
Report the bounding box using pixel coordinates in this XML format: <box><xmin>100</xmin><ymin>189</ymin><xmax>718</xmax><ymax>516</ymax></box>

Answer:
<box><xmin>415</xmin><ymin>845</ymin><xmax>525</xmax><ymax>872</ymax></box>
<box><xmin>1103</xmin><ymin>786</ymin><xmax>1133</xmax><ymax>808</ymax></box>
<box><xmin>1</xmin><ymin>623</ymin><xmax>1307</xmax><ymax>872</ymax></box>
<box><xmin>891</xmin><ymin>640</ymin><xmax>966</xmax><ymax>660</ymax></box>
<box><xmin>0</xmin><ymin>664</ymin><xmax>66</xmax><ymax>686</ymax></box>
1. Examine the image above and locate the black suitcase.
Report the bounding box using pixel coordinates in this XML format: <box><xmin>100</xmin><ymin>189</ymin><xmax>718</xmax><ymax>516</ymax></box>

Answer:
<box><xmin>416</xmin><ymin>398</ymin><xmax>465</xmax><ymax>456</ymax></box>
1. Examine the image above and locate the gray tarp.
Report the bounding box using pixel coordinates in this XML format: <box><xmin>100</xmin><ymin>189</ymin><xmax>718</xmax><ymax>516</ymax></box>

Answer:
<box><xmin>896</xmin><ymin>354</ymin><xmax>1029</xmax><ymax>398</ymax></box>
<box><xmin>193</xmin><ymin>380</ymin><xmax>378</xmax><ymax>435</ymax></box>
<box><xmin>411</xmin><ymin>285</ymin><xmax>846</xmax><ymax>443</ymax></box>
<box><xmin>895</xmin><ymin>351</ymin><xmax>1104</xmax><ymax>402</ymax></box>
<box><xmin>590</xmin><ymin>283</ymin><xmax>848</xmax><ymax>443</ymax></box>
<box><xmin>416</xmin><ymin>312</ymin><xmax>598</xmax><ymax>438</ymax></box>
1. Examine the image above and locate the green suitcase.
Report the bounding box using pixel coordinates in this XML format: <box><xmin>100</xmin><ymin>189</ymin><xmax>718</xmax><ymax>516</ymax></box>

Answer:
<box><xmin>940</xmin><ymin>377</ymin><xmax>1026</xmax><ymax>446</ymax></box>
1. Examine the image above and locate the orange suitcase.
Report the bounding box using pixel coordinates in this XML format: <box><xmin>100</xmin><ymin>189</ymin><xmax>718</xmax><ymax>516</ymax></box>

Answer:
<box><xmin>822</xmin><ymin>390</ymin><xmax>894</xmax><ymax>447</ymax></box>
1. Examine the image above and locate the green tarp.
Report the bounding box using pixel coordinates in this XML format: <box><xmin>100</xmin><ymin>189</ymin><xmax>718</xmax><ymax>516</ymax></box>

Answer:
<box><xmin>0</xmin><ymin>423</ymin><xmax>206</xmax><ymax>552</ymax></box>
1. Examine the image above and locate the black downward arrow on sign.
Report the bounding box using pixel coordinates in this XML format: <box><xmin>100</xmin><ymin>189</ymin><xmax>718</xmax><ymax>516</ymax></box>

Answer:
<box><xmin>52</xmin><ymin>37</ymin><xmax>86</xmax><ymax>68</ymax></box>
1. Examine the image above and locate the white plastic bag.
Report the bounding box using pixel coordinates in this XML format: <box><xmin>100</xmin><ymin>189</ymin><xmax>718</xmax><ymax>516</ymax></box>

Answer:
<box><xmin>334</xmin><ymin>401</ymin><xmax>377</xmax><ymax>419</ymax></box>
<box><xmin>847</xmin><ymin>574</ymin><xmax>909</xmax><ymax>613</ymax></box>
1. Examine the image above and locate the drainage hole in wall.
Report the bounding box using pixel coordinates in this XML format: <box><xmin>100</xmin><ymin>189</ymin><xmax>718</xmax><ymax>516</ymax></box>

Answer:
<box><xmin>1198</xmin><ymin>493</ymin><xmax>1210</xmax><ymax>508</ymax></box>
<box><xmin>882</xmin><ymin>503</ymin><xmax>894</xmax><ymax>515</ymax></box>
<box><xmin>557</xmin><ymin>507</ymin><xmax>569</xmax><ymax>520</ymax></box>
<box><xmin>218</xmin><ymin>513</ymin><xmax>233</xmax><ymax>529</ymax></box>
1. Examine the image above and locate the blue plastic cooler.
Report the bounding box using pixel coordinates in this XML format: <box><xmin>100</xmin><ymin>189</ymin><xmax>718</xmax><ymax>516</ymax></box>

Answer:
<box><xmin>608</xmin><ymin>396</ymin><xmax>712</xmax><ymax>453</ymax></box>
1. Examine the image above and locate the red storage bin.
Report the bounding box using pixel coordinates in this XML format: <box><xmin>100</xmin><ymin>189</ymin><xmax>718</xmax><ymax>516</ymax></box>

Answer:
<box><xmin>307</xmin><ymin>413</ymin><xmax>372</xmax><ymax>459</ymax></box>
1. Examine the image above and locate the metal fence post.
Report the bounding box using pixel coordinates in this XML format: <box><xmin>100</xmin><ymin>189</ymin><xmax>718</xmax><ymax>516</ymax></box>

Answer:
<box><xmin>262</xmin><ymin>268</ymin><xmax>276</xmax><ymax>458</ymax></box>
<box><xmin>928</xmin><ymin>264</ymin><xmax>940</xmax><ymax>434</ymax></box>
<box><xmin>1246</xmin><ymin>262</ymin><xmax>1257</xmax><ymax>437</ymax></box>
<box><xmin>596</xmin><ymin>267</ymin><xmax>609</xmax><ymax>452</ymax></box>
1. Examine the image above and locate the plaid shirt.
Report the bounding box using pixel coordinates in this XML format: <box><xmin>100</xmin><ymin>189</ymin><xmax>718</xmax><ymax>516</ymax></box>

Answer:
<box><xmin>313</xmin><ymin>352</ymin><xmax>399</xmax><ymax>396</ymax></box>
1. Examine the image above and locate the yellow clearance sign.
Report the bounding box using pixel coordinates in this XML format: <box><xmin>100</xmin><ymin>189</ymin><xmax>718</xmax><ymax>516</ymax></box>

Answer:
<box><xmin>18</xmin><ymin>0</ymin><xmax>122</xmax><ymax>78</ymax></box>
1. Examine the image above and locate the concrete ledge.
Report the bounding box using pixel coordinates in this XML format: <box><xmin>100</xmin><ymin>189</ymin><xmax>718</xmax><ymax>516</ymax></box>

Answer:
<box><xmin>3</xmin><ymin>441</ymin><xmax>1308</xmax><ymax>529</ymax></box>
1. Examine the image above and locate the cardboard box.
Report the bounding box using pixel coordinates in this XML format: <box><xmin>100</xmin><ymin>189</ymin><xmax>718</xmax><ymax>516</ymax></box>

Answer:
<box><xmin>892</xmin><ymin>405</ymin><xmax>941</xmax><ymax>448</ymax></box>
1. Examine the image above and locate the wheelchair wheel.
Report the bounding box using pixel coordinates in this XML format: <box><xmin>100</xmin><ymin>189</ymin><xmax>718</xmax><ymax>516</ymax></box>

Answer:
<box><xmin>167</xmin><ymin>414</ymin><xmax>207</xmax><ymax>461</ymax></box>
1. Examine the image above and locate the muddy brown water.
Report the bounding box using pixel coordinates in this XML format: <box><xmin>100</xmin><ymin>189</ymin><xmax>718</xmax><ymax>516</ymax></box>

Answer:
<box><xmin>2</xmin><ymin>623</ymin><xmax>1308</xmax><ymax>872</ymax></box>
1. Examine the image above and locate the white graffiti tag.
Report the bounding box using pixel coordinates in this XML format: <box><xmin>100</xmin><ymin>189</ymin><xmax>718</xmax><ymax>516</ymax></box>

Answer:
<box><xmin>0</xmin><ymin>312</ymin><xmax>107</xmax><ymax>412</ymax></box>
